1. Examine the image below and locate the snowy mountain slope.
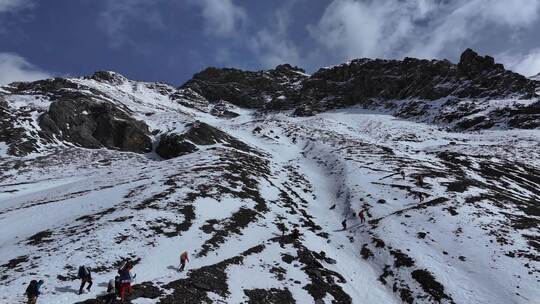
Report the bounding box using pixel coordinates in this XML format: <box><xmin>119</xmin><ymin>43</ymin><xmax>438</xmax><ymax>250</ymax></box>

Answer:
<box><xmin>0</xmin><ymin>50</ymin><xmax>539</xmax><ymax>304</ymax></box>
<box><xmin>265</xmin><ymin>110</ymin><xmax>540</xmax><ymax>303</ymax></box>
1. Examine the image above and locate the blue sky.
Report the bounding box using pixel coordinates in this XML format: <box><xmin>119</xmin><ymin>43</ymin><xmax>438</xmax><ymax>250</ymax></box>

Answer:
<box><xmin>1</xmin><ymin>0</ymin><xmax>540</xmax><ymax>85</ymax></box>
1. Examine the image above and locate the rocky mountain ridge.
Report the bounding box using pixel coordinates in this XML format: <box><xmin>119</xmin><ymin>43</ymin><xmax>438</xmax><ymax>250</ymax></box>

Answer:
<box><xmin>182</xmin><ymin>48</ymin><xmax>540</xmax><ymax>130</ymax></box>
<box><xmin>295</xmin><ymin>49</ymin><xmax>539</xmax><ymax>128</ymax></box>
<box><xmin>0</xmin><ymin>49</ymin><xmax>539</xmax><ymax>158</ymax></box>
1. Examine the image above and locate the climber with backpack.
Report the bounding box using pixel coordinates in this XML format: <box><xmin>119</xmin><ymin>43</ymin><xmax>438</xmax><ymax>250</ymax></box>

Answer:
<box><xmin>416</xmin><ymin>192</ymin><xmax>425</xmax><ymax>203</ymax></box>
<box><xmin>290</xmin><ymin>228</ymin><xmax>301</xmax><ymax>239</ymax></box>
<box><xmin>415</xmin><ymin>175</ymin><xmax>425</xmax><ymax>187</ymax></box>
<box><xmin>118</xmin><ymin>259</ymin><xmax>134</xmax><ymax>301</ymax></box>
<box><xmin>341</xmin><ymin>219</ymin><xmax>347</xmax><ymax>230</ymax></box>
<box><xmin>400</xmin><ymin>169</ymin><xmax>406</xmax><ymax>179</ymax></box>
<box><xmin>25</xmin><ymin>279</ymin><xmax>44</xmax><ymax>304</ymax></box>
<box><xmin>77</xmin><ymin>265</ymin><xmax>93</xmax><ymax>295</ymax></box>
<box><xmin>276</xmin><ymin>219</ymin><xmax>288</xmax><ymax>236</ymax></box>
<box><xmin>179</xmin><ymin>251</ymin><xmax>189</xmax><ymax>272</ymax></box>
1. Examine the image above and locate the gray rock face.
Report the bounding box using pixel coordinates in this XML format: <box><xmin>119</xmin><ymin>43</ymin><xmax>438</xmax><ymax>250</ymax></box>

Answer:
<box><xmin>181</xmin><ymin>64</ymin><xmax>308</xmax><ymax>109</ymax></box>
<box><xmin>244</xmin><ymin>288</ymin><xmax>295</xmax><ymax>304</ymax></box>
<box><xmin>505</xmin><ymin>100</ymin><xmax>540</xmax><ymax>129</ymax></box>
<box><xmin>155</xmin><ymin>133</ymin><xmax>198</xmax><ymax>159</ymax></box>
<box><xmin>39</xmin><ymin>98</ymin><xmax>152</xmax><ymax>153</ymax></box>
<box><xmin>0</xmin><ymin>97</ymin><xmax>38</xmax><ymax>156</ymax></box>
<box><xmin>285</xmin><ymin>49</ymin><xmax>539</xmax><ymax>130</ymax></box>
<box><xmin>1</xmin><ymin>76</ymin><xmax>157</xmax><ymax>155</ymax></box>
<box><xmin>85</xmin><ymin>71</ymin><xmax>127</xmax><ymax>85</ymax></box>
<box><xmin>294</xmin><ymin>48</ymin><xmax>538</xmax><ymax>116</ymax></box>
<box><xmin>178</xmin><ymin>48</ymin><xmax>539</xmax><ymax>130</ymax></box>
<box><xmin>457</xmin><ymin>48</ymin><xmax>504</xmax><ymax>77</ymax></box>
<box><xmin>6</xmin><ymin>78</ymin><xmax>80</xmax><ymax>96</ymax></box>
<box><xmin>181</xmin><ymin>121</ymin><xmax>254</xmax><ymax>153</ymax></box>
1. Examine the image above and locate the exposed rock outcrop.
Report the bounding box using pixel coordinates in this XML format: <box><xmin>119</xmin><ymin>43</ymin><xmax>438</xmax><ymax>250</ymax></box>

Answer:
<box><xmin>178</xmin><ymin>48</ymin><xmax>539</xmax><ymax>130</ymax></box>
<box><xmin>290</xmin><ymin>49</ymin><xmax>539</xmax><ymax>130</ymax></box>
<box><xmin>181</xmin><ymin>64</ymin><xmax>308</xmax><ymax>109</ymax></box>
<box><xmin>156</xmin><ymin>121</ymin><xmax>253</xmax><ymax>159</ymax></box>
<box><xmin>294</xmin><ymin>49</ymin><xmax>537</xmax><ymax>116</ymax></box>
<box><xmin>5</xmin><ymin>78</ymin><xmax>80</xmax><ymax>97</ymax></box>
<box><xmin>244</xmin><ymin>288</ymin><xmax>295</xmax><ymax>304</ymax></box>
<box><xmin>85</xmin><ymin>71</ymin><xmax>127</xmax><ymax>85</ymax></box>
<box><xmin>155</xmin><ymin>133</ymin><xmax>198</xmax><ymax>159</ymax></box>
<box><xmin>39</xmin><ymin>98</ymin><xmax>152</xmax><ymax>153</ymax></box>
<box><xmin>0</xmin><ymin>97</ymin><xmax>38</xmax><ymax>156</ymax></box>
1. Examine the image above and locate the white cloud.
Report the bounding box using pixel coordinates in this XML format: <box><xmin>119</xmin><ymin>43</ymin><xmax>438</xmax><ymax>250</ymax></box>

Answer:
<box><xmin>410</xmin><ymin>0</ymin><xmax>540</xmax><ymax>58</ymax></box>
<box><xmin>0</xmin><ymin>53</ymin><xmax>50</xmax><ymax>85</ymax></box>
<box><xmin>309</xmin><ymin>0</ymin><xmax>395</xmax><ymax>59</ymax></box>
<box><xmin>250</xmin><ymin>4</ymin><xmax>300</xmax><ymax>68</ymax></box>
<box><xmin>196</xmin><ymin>0</ymin><xmax>246</xmax><ymax>38</ymax></box>
<box><xmin>308</xmin><ymin>0</ymin><xmax>540</xmax><ymax>62</ymax></box>
<box><xmin>484</xmin><ymin>0</ymin><xmax>540</xmax><ymax>27</ymax></box>
<box><xmin>498</xmin><ymin>49</ymin><xmax>540</xmax><ymax>77</ymax></box>
<box><xmin>99</xmin><ymin>0</ymin><xmax>247</xmax><ymax>47</ymax></box>
<box><xmin>0</xmin><ymin>0</ymin><xmax>30</xmax><ymax>12</ymax></box>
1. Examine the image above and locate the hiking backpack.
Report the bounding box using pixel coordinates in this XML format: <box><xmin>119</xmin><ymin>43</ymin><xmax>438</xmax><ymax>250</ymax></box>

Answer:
<box><xmin>78</xmin><ymin>266</ymin><xmax>90</xmax><ymax>278</ymax></box>
<box><xmin>26</xmin><ymin>280</ymin><xmax>38</xmax><ymax>297</ymax></box>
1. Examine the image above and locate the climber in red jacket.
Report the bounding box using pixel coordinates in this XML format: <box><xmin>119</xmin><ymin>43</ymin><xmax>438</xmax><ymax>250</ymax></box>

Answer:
<box><xmin>180</xmin><ymin>251</ymin><xmax>189</xmax><ymax>272</ymax></box>
<box><xmin>358</xmin><ymin>209</ymin><xmax>366</xmax><ymax>223</ymax></box>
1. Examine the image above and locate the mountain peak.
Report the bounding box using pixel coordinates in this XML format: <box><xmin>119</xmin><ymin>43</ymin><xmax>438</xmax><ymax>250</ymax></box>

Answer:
<box><xmin>274</xmin><ymin>63</ymin><xmax>306</xmax><ymax>74</ymax></box>
<box><xmin>87</xmin><ymin>71</ymin><xmax>127</xmax><ymax>85</ymax></box>
<box><xmin>458</xmin><ymin>48</ymin><xmax>504</xmax><ymax>76</ymax></box>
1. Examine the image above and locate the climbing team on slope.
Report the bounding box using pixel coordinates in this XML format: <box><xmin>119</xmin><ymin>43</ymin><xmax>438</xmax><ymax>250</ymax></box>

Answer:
<box><xmin>24</xmin><ymin>250</ymin><xmax>191</xmax><ymax>303</ymax></box>
<box><xmin>339</xmin><ymin>171</ymin><xmax>428</xmax><ymax>230</ymax></box>
<box><xmin>340</xmin><ymin>208</ymin><xmax>367</xmax><ymax>230</ymax></box>
<box><xmin>22</xmin><ymin>169</ymin><xmax>429</xmax><ymax>302</ymax></box>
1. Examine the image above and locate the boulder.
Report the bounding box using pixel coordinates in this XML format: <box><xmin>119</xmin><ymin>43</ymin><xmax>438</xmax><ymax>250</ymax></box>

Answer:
<box><xmin>155</xmin><ymin>133</ymin><xmax>198</xmax><ymax>159</ymax></box>
<box><xmin>39</xmin><ymin>98</ymin><xmax>152</xmax><ymax>153</ymax></box>
<box><xmin>155</xmin><ymin>121</ymin><xmax>253</xmax><ymax>159</ymax></box>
